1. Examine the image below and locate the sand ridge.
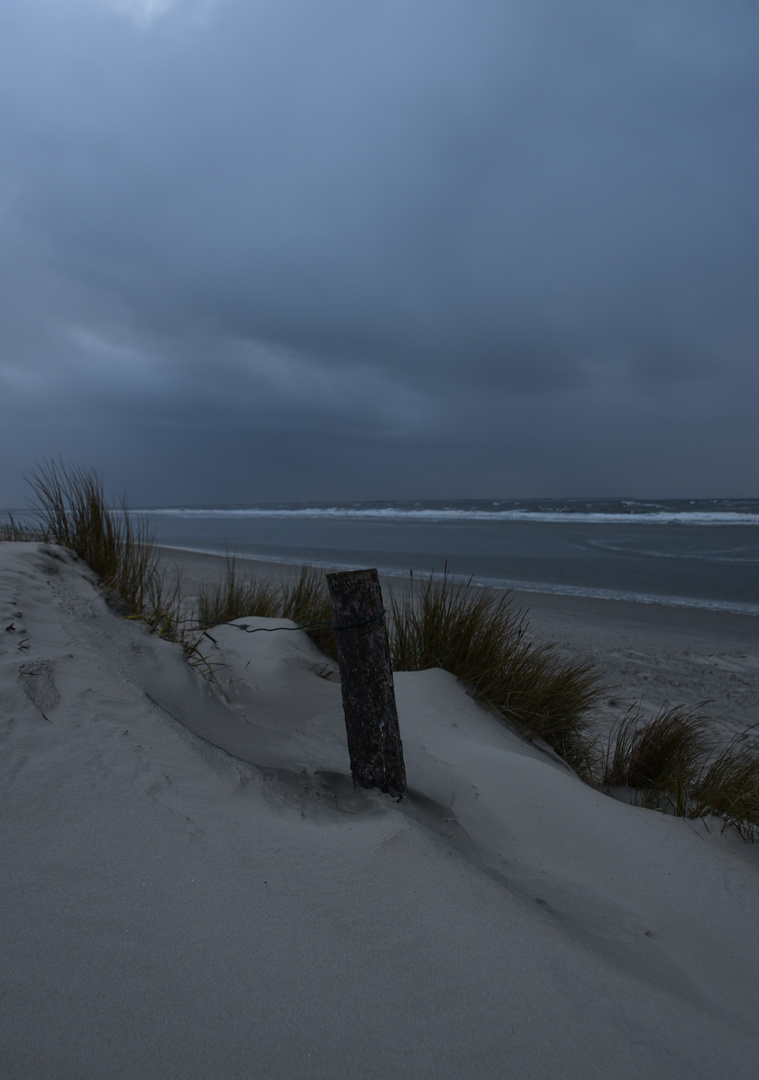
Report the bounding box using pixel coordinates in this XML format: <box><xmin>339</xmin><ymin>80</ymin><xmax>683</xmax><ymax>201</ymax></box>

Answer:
<box><xmin>2</xmin><ymin>542</ymin><xmax>759</xmax><ymax>1079</ymax></box>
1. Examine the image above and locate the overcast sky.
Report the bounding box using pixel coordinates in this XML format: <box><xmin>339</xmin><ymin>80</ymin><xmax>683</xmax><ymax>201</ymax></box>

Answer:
<box><xmin>1</xmin><ymin>0</ymin><xmax>758</xmax><ymax>506</ymax></box>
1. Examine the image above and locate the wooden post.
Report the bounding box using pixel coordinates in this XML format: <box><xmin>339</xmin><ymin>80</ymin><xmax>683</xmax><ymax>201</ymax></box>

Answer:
<box><xmin>326</xmin><ymin>568</ymin><xmax>407</xmax><ymax>800</ymax></box>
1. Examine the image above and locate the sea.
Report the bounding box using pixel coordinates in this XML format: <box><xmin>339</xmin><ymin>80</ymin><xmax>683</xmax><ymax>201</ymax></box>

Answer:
<box><xmin>136</xmin><ymin>498</ymin><xmax>759</xmax><ymax>618</ymax></box>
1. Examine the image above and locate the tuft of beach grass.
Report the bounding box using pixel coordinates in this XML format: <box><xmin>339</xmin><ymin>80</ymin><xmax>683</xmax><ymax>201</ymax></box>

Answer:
<box><xmin>691</xmin><ymin>727</ymin><xmax>759</xmax><ymax>840</ymax></box>
<box><xmin>22</xmin><ymin>460</ymin><xmax>193</xmax><ymax>651</ymax></box>
<box><xmin>388</xmin><ymin>568</ymin><xmax>602</xmax><ymax>774</ymax></box>
<box><xmin>197</xmin><ymin>560</ymin><xmax>337</xmax><ymax>659</ymax></box>
<box><xmin>280</xmin><ymin>566</ymin><xmax>337</xmax><ymax>659</ymax></box>
<box><xmin>597</xmin><ymin>706</ymin><xmax>759</xmax><ymax>838</ymax></box>
<box><xmin>0</xmin><ymin>514</ymin><xmax>44</xmax><ymax>542</ymax></box>
<box><xmin>197</xmin><ymin>555</ymin><xmax>283</xmax><ymax>627</ymax></box>
<box><xmin>599</xmin><ymin>704</ymin><xmax>712</xmax><ymax>814</ymax></box>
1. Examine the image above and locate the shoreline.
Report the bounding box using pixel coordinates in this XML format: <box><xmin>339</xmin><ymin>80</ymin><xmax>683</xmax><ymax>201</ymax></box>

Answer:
<box><xmin>152</xmin><ymin>539</ymin><xmax>759</xmax><ymax>617</ymax></box>
<box><xmin>159</xmin><ymin>545</ymin><xmax>759</xmax><ymax>744</ymax></box>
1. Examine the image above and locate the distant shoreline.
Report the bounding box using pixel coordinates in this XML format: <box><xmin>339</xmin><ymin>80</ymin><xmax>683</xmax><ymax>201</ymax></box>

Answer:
<box><xmin>154</xmin><ymin>540</ymin><xmax>759</xmax><ymax>616</ymax></box>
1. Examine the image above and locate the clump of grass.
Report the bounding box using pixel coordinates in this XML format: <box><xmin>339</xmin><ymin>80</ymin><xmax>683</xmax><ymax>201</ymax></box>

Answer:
<box><xmin>27</xmin><ymin>461</ymin><xmax>160</xmax><ymax>616</ymax></box>
<box><xmin>388</xmin><ymin>568</ymin><xmax>602</xmax><ymax>773</ymax></box>
<box><xmin>691</xmin><ymin>728</ymin><xmax>759</xmax><ymax>841</ymax></box>
<box><xmin>0</xmin><ymin>514</ymin><xmax>44</xmax><ymax>542</ymax></box>
<box><xmin>599</xmin><ymin>704</ymin><xmax>712</xmax><ymax>815</ymax></box>
<box><xmin>597</xmin><ymin>708</ymin><xmax>759</xmax><ymax>838</ymax></box>
<box><xmin>197</xmin><ymin>556</ymin><xmax>282</xmax><ymax>627</ymax></box>
<box><xmin>24</xmin><ymin>460</ymin><xmax>192</xmax><ymax>649</ymax></box>
<box><xmin>280</xmin><ymin>566</ymin><xmax>337</xmax><ymax>659</ymax></box>
<box><xmin>197</xmin><ymin>560</ymin><xmax>337</xmax><ymax>659</ymax></box>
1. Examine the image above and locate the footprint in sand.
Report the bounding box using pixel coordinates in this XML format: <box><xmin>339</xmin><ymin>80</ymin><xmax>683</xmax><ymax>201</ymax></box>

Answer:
<box><xmin>18</xmin><ymin>660</ymin><xmax>60</xmax><ymax>717</ymax></box>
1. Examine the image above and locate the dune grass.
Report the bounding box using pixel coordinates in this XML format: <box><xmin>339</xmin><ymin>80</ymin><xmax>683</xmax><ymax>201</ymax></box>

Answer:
<box><xmin>389</xmin><ymin>569</ymin><xmax>602</xmax><ymax>773</ymax></box>
<box><xmin>197</xmin><ymin>560</ymin><xmax>338</xmax><ymax>659</ymax></box>
<box><xmin>197</xmin><ymin>557</ymin><xmax>283</xmax><ymax>626</ymax></box>
<box><xmin>279</xmin><ymin>566</ymin><xmax>337</xmax><ymax>659</ymax></box>
<box><xmin>0</xmin><ymin>515</ymin><xmax>44</xmax><ymax>542</ymax></box>
<box><xmin>28</xmin><ymin>461</ymin><xmax>160</xmax><ymax>615</ymax></box>
<box><xmin>691</xmin><ymin>728</ymin><xmax>759</xmax><ymax>840</ymax></box>
<box><xmin>600</xmin><ymin>705</ymin><xmax>712</xmax><ymax>815</ymax></box>
<box><xmin>599</xmin><ymin>706</ymin><xmax>759</xmax><ymax>838</ymax></box>
<box><xmin>22</xmin><ymin>461</ymin><xmax>190</xmax><ymax>647</ymax></box>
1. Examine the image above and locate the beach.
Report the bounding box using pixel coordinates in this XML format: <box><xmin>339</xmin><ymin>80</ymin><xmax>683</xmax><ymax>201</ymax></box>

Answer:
<box><xmin>3</xmin><ymin>539</ymin><xmax>758</xmax><ymax>1078</ymax></box>
<box><xmin>166</xmin><ymin>546</ymin><xmax>759</xmax><ymax>745</ymax></box>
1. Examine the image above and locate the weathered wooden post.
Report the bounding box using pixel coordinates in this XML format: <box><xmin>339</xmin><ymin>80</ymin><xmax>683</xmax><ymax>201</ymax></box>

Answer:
<box><xmin>326</xmin><ymin>568</ymin><xmax>407</xmax><ymax>799</ymax></box>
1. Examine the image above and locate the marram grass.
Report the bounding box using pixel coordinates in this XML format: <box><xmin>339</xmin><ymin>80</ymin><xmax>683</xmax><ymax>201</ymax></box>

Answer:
<box><xmin>599</xmin><ymin>706</ymin><xmax>759</xmax><ymax>839</ymax></box>
<box><xmin>20</xmin><ymin>461</ymin><xmax>191</xmax><ymax>651</ymax></box>
<box><xmin>692</xmin><ymin>728</ymin><xmax>759</xmax><ymax>841</ymax></box>
<box><xmin>0</xmin><ymin>515</ymin><xmax>44</xmax><ymax>542</ymax></box>
<box><xmin>389</xmin><ymin>569</ymin><xmax>602</xmax><ymax>773</ymax></box>
<box><xmin>197</xmin><ymin>556</ymin><xmax>283</xmax><ymax>627</ymax></box>
<box><xmin>279</xmin><ymin>566</ymin><xmax>337</xmax><ymax>659</ymax></box>
<box><xmin>197</xmin><ymin>560</ymin><xmax>337</xmax><ymax>659</ymax></box>
<box><xmin>600</xmin><ymin>704</ymin><xmax>712</xmax><ymax>812</ymax></box>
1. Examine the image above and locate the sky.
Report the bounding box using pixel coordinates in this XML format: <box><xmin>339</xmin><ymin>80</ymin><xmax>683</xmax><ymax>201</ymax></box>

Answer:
<box><xmin>1</xmin><ymin>0</ymin><xmax>758</xmax><ymax>507</ymax></box>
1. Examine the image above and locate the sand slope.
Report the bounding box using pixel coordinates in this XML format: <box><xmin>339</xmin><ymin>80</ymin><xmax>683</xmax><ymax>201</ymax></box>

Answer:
<box><xmin>2</xmin><ymin>542</ymin><xmax>758</xmax><ymax>1079</ymax></box>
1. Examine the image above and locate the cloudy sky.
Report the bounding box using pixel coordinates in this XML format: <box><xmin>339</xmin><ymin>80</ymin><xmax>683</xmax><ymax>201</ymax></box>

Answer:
<box><xmin>1</xmin><ymin>0</ymin><xmax>757</xmax><ymax>507</ymax></box>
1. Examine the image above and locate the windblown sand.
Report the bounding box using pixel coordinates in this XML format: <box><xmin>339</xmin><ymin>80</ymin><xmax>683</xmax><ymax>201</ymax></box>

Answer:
<box><xmin>2</xmin><ymin>542</ymin><xmax>758</xmax><ymax>1079</ymax></box>
<box><xmin>168</xmin><ymin>547</ymin><xmax>759</xmax><ymax>744</ymax></box>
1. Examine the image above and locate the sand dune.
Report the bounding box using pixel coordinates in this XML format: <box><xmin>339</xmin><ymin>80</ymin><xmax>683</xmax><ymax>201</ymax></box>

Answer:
<box><xmin>2</xmin><ymin>542</ymin><xmax>758</xmax><ymax>1079</ymax></box>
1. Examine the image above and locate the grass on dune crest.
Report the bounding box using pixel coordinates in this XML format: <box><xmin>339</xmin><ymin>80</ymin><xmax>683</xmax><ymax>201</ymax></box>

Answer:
<box><xmin>279</xmin><ymin>566</ymin><xmax>337</xmax><ymax>659</ymax></box>
<box><xmin>197</xmin><ymin>557</ymin><xmax>283</xmax><ymax>627</ymax></box>
<box><xmin>21</xmin><ymin>461</ymin><xmax>191</xmax><ymax>648</ymax></box>
<box><xmin>389</xmin><ymin>569</ymin><xmax>602</xmax><ymax>774</ymax></box>
<box><xmin>28</xmin><ymin>461</ymin><xmax>159</xmax><ymax>615</ymax></box>
<box><xmin>197</xmin><ymin>560</ymin><xmax>337</xmax><ymax>659</ymax></box>
<box><xmin>691</xmin><ymin>728</ymin><xmax>759</xmax><ymax>840</ymax></box>
<box><xmin>600</xmin><ymin>705</ymin><xmax>712</xmax><ymax>815</ymax></box>
<box><xmin>599</xmin><ymin>706</ymin><xmax>759</xmax><ymax>839</ymax></box>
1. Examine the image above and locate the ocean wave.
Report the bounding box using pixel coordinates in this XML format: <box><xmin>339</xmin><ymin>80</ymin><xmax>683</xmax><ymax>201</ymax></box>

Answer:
<box><xmin>141</xmin><ymin>506</ymin><xmax>759</xmax><ymax>526</ymax></box>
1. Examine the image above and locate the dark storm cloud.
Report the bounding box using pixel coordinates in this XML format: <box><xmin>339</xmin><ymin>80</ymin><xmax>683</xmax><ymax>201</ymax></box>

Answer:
<box><xmin>1</xmin><ymin>0</ymin><xmax>758</xmax><ymax>504</ymax></box>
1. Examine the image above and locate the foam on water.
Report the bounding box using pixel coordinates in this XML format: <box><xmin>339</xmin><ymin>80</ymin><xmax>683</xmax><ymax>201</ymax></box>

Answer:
<box><xmin>139</xmin><ymin>497</ymin><xmax>759</xmax><ymax>527</ymax></box>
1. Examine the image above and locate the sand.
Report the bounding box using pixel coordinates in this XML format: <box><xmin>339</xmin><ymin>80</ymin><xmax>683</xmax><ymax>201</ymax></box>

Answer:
<box><xmin>165</xmin><ymin>546</ymin><xmax>759</xmax><ymax>744</ymax></box>
<box><xmin>2</xmin><ymin>541</ymin><xmax>759</xmax><ymax>1079</ymax></box>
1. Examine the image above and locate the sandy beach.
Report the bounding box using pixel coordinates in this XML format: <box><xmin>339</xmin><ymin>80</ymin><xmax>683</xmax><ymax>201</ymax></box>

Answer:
<box><xmin>165</xmin><ymin>546</ymin><xmax>759</xmax><ymax>745</ymax></box>
<box><xmin>2</xmin><ymin>541</ymin><xmax>759</xmax><ymax>1079</ymax></box>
